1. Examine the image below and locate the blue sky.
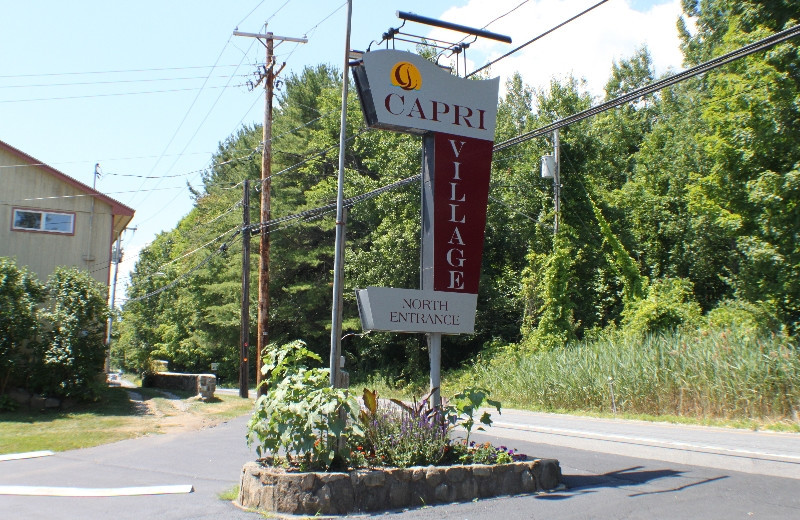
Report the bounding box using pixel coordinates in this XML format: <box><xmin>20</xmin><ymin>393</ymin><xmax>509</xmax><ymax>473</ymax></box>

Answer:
<box><xmin>0</xmin><ymin>0</ymin><xmax>685</xmax><ymax>301</ymax></box>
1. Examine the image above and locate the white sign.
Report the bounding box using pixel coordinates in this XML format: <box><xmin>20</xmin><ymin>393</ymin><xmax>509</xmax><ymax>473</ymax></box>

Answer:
<box><xmin>356</xmin><ymin>287</ymin><xmax>477</xmax><ymax>334</ymax></box>
<box><xmin>353</xmin><ymin>49</ymin><xmax>500</xmax><ymax>140</ymax></box>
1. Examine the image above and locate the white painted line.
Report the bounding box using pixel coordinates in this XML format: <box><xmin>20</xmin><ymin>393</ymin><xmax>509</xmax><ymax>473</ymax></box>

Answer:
<box><xmin>0</xmin><ymin>485</ymin><xmax>194</xmax><ymax>497</ymax></box>
<box><xmin>0</xmin><ymin>451</ymin><xmax>55</xmax><ymax>462</ymax></box>
<box><xmin>491</xmin><ymin>421</ymin><xmax>800</xmax><ymax>462</ymax></box>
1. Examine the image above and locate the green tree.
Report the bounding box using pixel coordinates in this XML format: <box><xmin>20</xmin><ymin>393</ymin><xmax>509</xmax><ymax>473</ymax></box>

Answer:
<box><xmin>0</xmin><ymin>258</ymin><xmax>43</xmax><ymax>393</ymax></box>
<box><xmin>35</xmin><ymin>267</ymin><xmax>110</xmax><ymax>399</ymax></box>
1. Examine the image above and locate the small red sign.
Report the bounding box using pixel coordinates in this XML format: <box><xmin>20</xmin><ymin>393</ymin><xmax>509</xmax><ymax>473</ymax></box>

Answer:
<box><xmin>432</xmin><ymin>132</ymin><xmax>494</xmax><ymax>294</ymax></box>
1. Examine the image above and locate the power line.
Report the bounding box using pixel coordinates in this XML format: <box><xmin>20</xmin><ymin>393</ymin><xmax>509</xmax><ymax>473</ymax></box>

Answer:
<box><xmin>3</xmin><ymin>184</ymin><xmax>188</xmax><ymax>204</ymax></box>
<box><xmin>104</xmin><ymin>199</ymin><xmax>244</xmax><ymax>286</ymax></box>
<box><xmin>256</xmin><ymin>127</ymin><xmax>371</xmax><ymax>188</ymax></box>
<box><xmin>303</xmin><ymin>1</ymin><xmax>347</xmax><ymax>37</ymax></box>
<box><xmin>0</xmin><ymin>64</ymin><xmax>245</xmax><ymax>79</ymax></box>
<box><xmin>439</xmin><ymin>0</ymin><xmax>531</xmax><ymax>63</ymax></box>
<box><xmin>493</xmin><ymin>22</ymin><xmax>800</xmax><ymax>152</ymax></box>
<box><xmin>236</xmin><ymin>0</ymin><xmax>269</xmax><ymax>28</ymax></box>
<box><xmin>250</xmin><ymin>173</ymin><xmax>420</xmax><ymax>232</ymax></box>
<box><xmin>467</xmin><ymin>0</ymin><xmax>610</xmax><ymax>78</ymax></box>
<box><xmin>281</xmin><ymin>2</ymin><xmax>347</xmax><ymax>64</ymax></box>
<box><xmin>122</xmin><ymin>229</ymin><xmax>242</xmax><ymax>303</ymax></box>
<box><xmin>266</xmin><ymin>0</ymin><xmax>295</xmax><ymax>24</ymax></box>
<box><xmin>483</xmin><ymin>0</ymin><xmax>531</xmax><ymax>29</ymax></box>
<box><xmin>120</xmin><ymin>173</ymin><xmax>418</xmax><ymax>303</ymax></box>
<box><xmin>0</xmin><ymin>105</ymin><xmax>335</xmax><ymax>176</ymax></box>
<box><xmin>0</xmin><ymin>85</ymin><xmax>231</xmax><ymax>104</ymax></box>
<box><xmin>0</xmin><ymin>74</ymin><xmax>248</xmax><ymax>89</ymax></box>
<box><xmin>126</xmin><ymin>34</ymin><xmax>245</xmax><ymax>208</ymax></box>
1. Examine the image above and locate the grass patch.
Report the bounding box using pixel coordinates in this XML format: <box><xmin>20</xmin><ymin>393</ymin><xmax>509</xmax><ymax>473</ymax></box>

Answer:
<box><xmin>0</xmin><ymin>387</ymin><xmax>153</xmax><ymax>454</ymax></box>
<box><xmin>218</xmin><ymin>484</ymin><xmax>240</xmax><ymax>501</ymax></box>
<box><xmin>443</xmin><ymin>327</ymin><xmax>800</xmax><ymax>431</ymax></box>
<box><xmin>0</xmin><ymin>386</ymin><xmax>254</xmax><ymax>455</ymax></box>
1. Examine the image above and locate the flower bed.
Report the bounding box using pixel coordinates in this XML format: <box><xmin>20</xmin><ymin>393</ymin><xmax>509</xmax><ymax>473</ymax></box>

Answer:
<box><xmin>237</xmin><ymin>457</ymin><xmax>562</xmax><ymax>515</ymax></box>
<box><xmin>239</xmin><ymin>342</ymin><xmax>562</xmax><ymax>515</ymax></box>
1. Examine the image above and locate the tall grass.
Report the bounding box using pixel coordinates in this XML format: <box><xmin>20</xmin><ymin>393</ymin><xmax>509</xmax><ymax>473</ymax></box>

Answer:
<box><xmin>449</xmin><ymin>328</ymin><xmax>799</xmax><ymax>422</ymax></box>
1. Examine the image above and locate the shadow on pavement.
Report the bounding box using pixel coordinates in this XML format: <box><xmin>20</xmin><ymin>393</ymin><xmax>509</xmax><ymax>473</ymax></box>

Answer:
<box><xmin>555</xmin><ymin>465</ymin><xmax>729</xmax><ymax>499</ymax></box>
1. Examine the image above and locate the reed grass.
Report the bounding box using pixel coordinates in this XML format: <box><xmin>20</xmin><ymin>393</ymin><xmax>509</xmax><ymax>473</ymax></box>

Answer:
<box><xmin>448</xmin><ymin>327</ymin><xmax>799</xmax><ymax>423</ymax></box>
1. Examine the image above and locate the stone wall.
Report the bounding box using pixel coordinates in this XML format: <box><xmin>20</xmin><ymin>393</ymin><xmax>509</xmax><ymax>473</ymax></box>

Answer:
<box><xmin>142</xmin><ymin>372</ymin><xmax>216</xmax><ymax>399</ymax></box>
<box><xmin>238</xmin><ymin>458</ymin><xmax>561</xmax><ymax>515</ymax></box>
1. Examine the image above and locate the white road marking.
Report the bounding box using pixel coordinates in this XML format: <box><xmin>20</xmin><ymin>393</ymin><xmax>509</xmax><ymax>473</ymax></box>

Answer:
<box><xmin>491</xmin><ymin>421</ymin><xmax>800</xmax><ymax>462</ymax></box>
<box><xmin>0</xmin><ymin>451</ymin><xmax>54</xmax><ymax>462</ymax></box>
<box><xmin>0</xmin><ymin>484</ymin><xmax>194</xmax><ymax>497</ymax></box>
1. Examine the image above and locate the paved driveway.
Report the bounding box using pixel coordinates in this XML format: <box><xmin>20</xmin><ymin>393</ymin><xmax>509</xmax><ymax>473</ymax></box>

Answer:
<box><xmin>2</xmin><ymin>411</ymin><xmax>799</xmax><ymax>519</ymax></box>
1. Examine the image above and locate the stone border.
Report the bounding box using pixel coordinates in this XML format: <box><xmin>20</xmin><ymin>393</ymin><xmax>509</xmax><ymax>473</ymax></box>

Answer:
<box><xmin>142</xmin><ymin>372</ymin><xmax>216</xmax><ymax>399</ymax></box>
<box><xmin>237</xmin><ymin>458</ymin><xmax>561</xmax><ymax>515</ymax></box>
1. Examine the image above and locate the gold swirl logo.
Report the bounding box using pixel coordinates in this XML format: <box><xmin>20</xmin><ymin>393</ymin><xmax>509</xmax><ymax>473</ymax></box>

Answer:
<box><xmin>390</xmin><ymin>62</ymin><xmax>422</xmax><ymax>91</ymax></box>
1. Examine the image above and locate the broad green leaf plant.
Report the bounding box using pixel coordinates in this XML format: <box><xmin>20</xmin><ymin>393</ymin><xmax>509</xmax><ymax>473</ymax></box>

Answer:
<box><xmin>448</xmin><ymin>386</ymin><xmax>502</xmax><ymax>445</ymax></box>
<box><xmin>246</xmin><ymin>340</ymin><xmax>362</xmax><ymax>471</ymax></box>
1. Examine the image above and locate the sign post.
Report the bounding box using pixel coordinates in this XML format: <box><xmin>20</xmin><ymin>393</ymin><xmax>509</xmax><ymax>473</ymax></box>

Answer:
<box><xmin>352</xmin><ymin>49</ymin><xmax>501</xmax><ymax>404</ymax></box>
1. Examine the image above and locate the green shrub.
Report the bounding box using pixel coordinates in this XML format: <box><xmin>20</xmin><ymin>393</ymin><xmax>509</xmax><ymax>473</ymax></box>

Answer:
<box><xmin>707</xmin><ymin>299</ymin><xmax>781</xmax><ymax>335</ymax></box>
<box><xmin>248</xmin><ymin>350</ymin><xmax>517</xmax><ymax>472</ymax></box>
<box><xmin>247</xmin><ymin>340</ymin><xmax>362</xmax><ymax>471</ymax></box>
<box><xmin>33</xmin><ymin>267</ymin><xmax>110</xmax><ymax>399</ymax></box>
<box><xmin>622</xmin><ymin>277</ymin><xmax>702</xmax><ymax>337</ymax></box>
<box><xmin>0</xmin><ymin>258</ymin><xmax>43</xmax><ymax>394</ymax></box>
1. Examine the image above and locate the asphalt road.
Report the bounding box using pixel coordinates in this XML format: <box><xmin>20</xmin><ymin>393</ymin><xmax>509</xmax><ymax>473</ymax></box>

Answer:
<box><xmin>1</xmin><ymin>410</ymin><xmax>799</xmax><ymax>519</ymax></box>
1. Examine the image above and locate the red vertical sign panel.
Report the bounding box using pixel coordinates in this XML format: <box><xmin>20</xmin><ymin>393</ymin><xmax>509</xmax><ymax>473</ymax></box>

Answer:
<box><xmin>433</xmin><ymin>132</ymin><xmax>494</xmax><ymax>294</ymax></box>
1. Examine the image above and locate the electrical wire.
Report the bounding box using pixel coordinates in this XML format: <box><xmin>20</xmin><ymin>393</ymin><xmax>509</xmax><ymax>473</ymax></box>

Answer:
<box><xmin>435</xmin><ymin>0</ymin><xmax>530</xmax><ymax>72</ymax></box>
<box><xmin>125</xmin><ymin>34</ymin><xmax>244</xmax><ymax>208</ymax></box>
<box><xmin>0</xmin><ymin>74</ymin><xmax>249</xmax><ymax>89</ymax></box>
<box><xmin>236</xmin><ymin>0</ymin><xmax>269</xmax><ymax>29</ymax></box>
<box><xmin>103</xmin><ymin>198</ymin><xmax>243</xmax><ymax>288</ymax></box>
<box><xmin>144</xmin><ymin>223</ymin><xmax>243</xmax><ymax>275</ymax></box>
<box><xmin>0</xmin><ymin>64</ymin><xmax>245</xmax><ymax>80</ymax></box>
<box><xmin>3</xmin><ymin>184</ymin><xmax>188</xmax><ymax>205</ymax></box>
<box><xmin>0</xmin><ymin>85</ymin><xmax>230</xmax><ymax>104</ymax></box>
<box><xmin>467</xmin><ymin>0</ymin><xmax>610</xmax><ymax>78</ymax></box>
<box><xmin>265</xmin><ymin>0</ymin><xmax>295</xmax><ymax>25</ymax></box>
<box><xmin>122</xmin><ymin>229</ymin><xmax>242</xmax><ymax>303</ymax></box>
<box><xmin>250</xmin><ymin>173</ymin><xmax>420</xmax><ymax>232</ymax></box>
<box><xmin>119</xmin><ymin>173</ymin><xmax>418</xmax><ymax>303</ymax></box>
<box><xmin>493</xmin><ymin>22</ymin><xmax>800</xmax><ymax>152</ymax></box>
<box><xmin>278</xmin><ymin>2</ymin><xmax>348</xmax><ymax>65</ymax></box>
<box><xmin>255</xmin><ymin>127</ymin><xmax>371</xmax><ymax>188</ymax></box>
<box><xmin>304</xmin><ymin>1</ymin><xmax>347</xmax><ymax>37</ymax></box>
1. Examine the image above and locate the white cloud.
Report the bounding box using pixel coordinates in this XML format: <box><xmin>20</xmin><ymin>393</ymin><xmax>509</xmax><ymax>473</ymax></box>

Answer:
<box><xmin>428</xmin><ymin>0</ymin><xmax>684</xmax><ymax>98</ymax></box>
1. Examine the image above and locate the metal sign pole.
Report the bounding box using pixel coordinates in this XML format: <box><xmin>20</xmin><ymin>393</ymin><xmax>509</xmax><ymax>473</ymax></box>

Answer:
<box><xmin>329</xmin><ymin>0</ymin><xmax>353</xmax><ymax>388</ymax></box>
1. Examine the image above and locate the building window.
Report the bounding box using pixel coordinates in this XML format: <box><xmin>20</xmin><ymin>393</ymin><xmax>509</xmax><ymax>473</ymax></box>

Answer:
<box><xmin>12</xmin><ymin>208</ymin><xmax>75</xmax><ymax>235</ymax></box>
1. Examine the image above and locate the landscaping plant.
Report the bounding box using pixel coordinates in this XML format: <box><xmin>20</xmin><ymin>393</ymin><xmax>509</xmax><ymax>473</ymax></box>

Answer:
<box><xmin>246</xmin><ymin>340</ymin><xmax>362</xmax><ymax>471</ymax></box>
<box><xmin>246</xmin><ymin>343</ymin><xmax>521</xmax><ymax>471</ymax></box>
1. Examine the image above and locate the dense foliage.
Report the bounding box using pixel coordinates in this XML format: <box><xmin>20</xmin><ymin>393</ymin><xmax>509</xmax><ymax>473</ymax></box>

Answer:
<box><xmin>0</xmin><ymin>259</ymin><xmax>109</xmax><ymax>400</ymax></box>
<box><xmin>115</xmin><ymin>0</ymin><xmax>798</xmax><ymax>410</ymax></box>
<box><xmin>247</xmin><ymin>341</ymin><xmax>511</xmax><ymax>471</ymax></box>
<box><xmin>0</xmin><ymin>258</ymin><xmax>42</xmax><ymax>395</ymax></box>
<box><xmin>247</xmin><ymin>340</ymin><xmax>361</xmax><ymax>470</ymax></box>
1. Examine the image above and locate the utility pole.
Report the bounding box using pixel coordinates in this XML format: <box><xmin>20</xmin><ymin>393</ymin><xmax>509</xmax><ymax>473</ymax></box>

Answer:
<box><xmin>240</xmin><ymin>179</ymin><xmax>250</xmax><ymax>398</ymax></box>
<box><xmin>84</xmin><ymin>164</ymin><xmax>100</xmax><ymax>266</ymax></box>
<box><xmin>234</xmin><ymin>28</ymin><xmax>306</xmax><ymax>396</ymax></box>
<box><xmin>105</xmin><ymin>226</ymin><xmax>135</xmax><ymax>372</ymax></box>
<box><xmin>105</xmin><ymin>236</ymin><xmax>121</xmax><ymax>373</ymax></box>
<box><xmin>553</xmin><ymin>128</ymin><xmax>560</xmax><ymax>235</ymax></box>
